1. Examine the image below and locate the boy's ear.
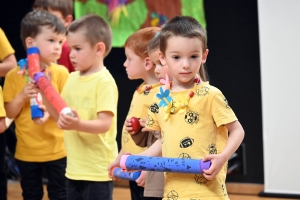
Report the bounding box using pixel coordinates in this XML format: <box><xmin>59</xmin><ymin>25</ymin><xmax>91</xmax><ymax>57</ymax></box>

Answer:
<box><xmin>64</xmin><ymin>14</ymin><xmax>73</xmax><ymax>27</ymax></box>
<box><xmin>145</xmin><ymin>57</ymin><xmax>154</xmax><ymax>71</ymax></box>
<box><xmin>159</xmin><ymin>52</ymin><xmax>167</xmax><ymax>66</ymax></box>
<box><xmin>202</xmin><ymin>49</ymin><xmax>209</xmax><ymax>64</ymax></box>
<box><xmin>95</xmin><ymin>42</ymin><xmax>106</xmax><ymax>56</ymax></box>
<box><xmin>25</xmin><ymin>37</ymin><xmax>34</xmax><ymax>48</ymax></box>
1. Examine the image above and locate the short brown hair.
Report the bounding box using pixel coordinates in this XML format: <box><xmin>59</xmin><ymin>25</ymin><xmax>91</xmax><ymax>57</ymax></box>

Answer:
<box><xmin>125</xmin><ymin>27</ymin><xmax>161</xmax><ymax>59</ymax></box>
<box><xmin>160</xmin><ymin>16</ymin><xmax>208</xmax><ymax>81</ymax></box>
<box><xmin>20</xmin><ymin>10</ymin><xmax>66</xmax><ymax>48</ymax></box>
<box><xmin>147</xmin><ymin>32</ymin><xmax>160</xmax><ymax>54</ymax></box>
<box><xmin>32</xmin><ymin>0</ymin><xmax>73</xmax><ymax>18</ymax></box>
<box><xmin>67</xmin><ymin>14</ymin><xmax>112</xmax><ymax>58</ymax></box>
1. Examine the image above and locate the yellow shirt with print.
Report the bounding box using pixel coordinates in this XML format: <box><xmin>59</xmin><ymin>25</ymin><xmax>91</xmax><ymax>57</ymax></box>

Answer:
<box><xmin>146</xmin><ymin>82</ymin><xmax>237</xmax><ymax>200</ymax></box>
<box><xmin>0</xmin><ymin>28</ymin><xmax>15</xmax><ymax>61</ymax></box>
<box><xmin>3</xmin><ymin>63</ymin><xmax>68</xmax><ymax>161</ymax></box>
<box><xmin>121</xmin><ymin>83</ymin><xmax>160</xmax><ymax>154</ymax></box>
<box><xmin>61</xmin><ymin>68</ymin><xmax>118</xmax><ymax>181</ymax></box>
<box><xmin>0</xmin><ymin>87</ymin><xmax>6</xmax><ymax>117</ymax></box>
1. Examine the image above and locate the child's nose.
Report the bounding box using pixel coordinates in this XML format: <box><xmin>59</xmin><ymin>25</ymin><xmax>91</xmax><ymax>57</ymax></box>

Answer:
<box><xmin>182</xmin><ymin>59</ymin><xmax>190</xmax><ymax>69</ymax></box>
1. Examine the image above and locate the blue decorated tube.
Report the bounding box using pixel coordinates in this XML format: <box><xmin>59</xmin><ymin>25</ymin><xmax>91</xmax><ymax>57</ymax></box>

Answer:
<box><xmin>120</xmin><ymin>155</ymin><xmax>211</xmax><ymax>174</ymax></box>
<box><xmin>112</xmin><ymin>167</ymin><xmax>141</xmax><ymax>181</ymax></box>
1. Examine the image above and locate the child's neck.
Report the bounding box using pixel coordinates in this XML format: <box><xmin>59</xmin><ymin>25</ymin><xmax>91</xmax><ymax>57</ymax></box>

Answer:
<box><xmin>171</xmin><ymin>78</ymin><xmax>197</xmax><ymax>92</ymax></box>
<box><xmin>80</xmin><ymin>60</ymin><xmax>104</xmax><ymax>76</ymax></box>
<box><xmin>40</xmin><ymin>62</ymin><xmax>51</xmax><ymax>72</ymax></box>
<box><xmin>143</xmin><ymin>74</ymin><xmax>158</xmax><ymax>85</ymax></box>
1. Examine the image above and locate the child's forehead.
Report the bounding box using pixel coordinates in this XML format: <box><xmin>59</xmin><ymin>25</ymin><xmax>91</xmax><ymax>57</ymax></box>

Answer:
<box><xmin>39</xmin><ymin>25</ymin><xmax>63</xmax><ymax>35</ymax></box>
<box><xmin>166</xmin><ymin>36</ymin><xmax>204</xmax><ymax>50</ymax></box>
<box><xmin>67</xmin><ymin>30</ymin><xmax>87</xmax><ymax>40</ymax></box>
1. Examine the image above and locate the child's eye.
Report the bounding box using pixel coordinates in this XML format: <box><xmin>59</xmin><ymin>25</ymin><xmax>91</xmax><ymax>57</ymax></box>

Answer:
<box><xmin>75</xmin><ymin>47</ymin><xmax>81</xmax><ymax>51</ymax></box>
<box><xmin>172</xmin><ymin>55</ymin><xmax>180</xmax><ymax>60</ymax></box>
<box><xmin>48</xmin><ymin>39</ymin><xmax>54</xmax><ymax>42</ymax></box>
<box><xmin>191</xmin><ymin>55</ymin><xmax>199</xmax><ymax>59</ymax></box>
<box><xmin>59</xmin><ymin>40</ymin><xmax>63</xmax><ymax>44</ymax></box>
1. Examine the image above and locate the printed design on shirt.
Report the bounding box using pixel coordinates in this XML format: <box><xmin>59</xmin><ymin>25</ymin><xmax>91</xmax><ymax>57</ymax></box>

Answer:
<box><xmin>166</xmin><ymin>190</ymin><xmax>179</xmax><ymax>200</ymax></box>
<box><xmin>178</xmin><ymin>153</ymin><xmax>191</xmax><ymax>159</ymax></box>
<box><xmin>196</xmin><ymin>86</ymin><xmax>210</xmax><ymax>97</ymax></box>
<box><xmin>146</xmin><ymin>115</ymin><xmax>155</xmax><ymax>127</ymax></box>
<box><xmin>195</xmin><ymin>173</ymin><xmax>208</xmax><ymax>185</ymax></box>
<box><xmin>222</xmin><ymin>183</ymin><xmax>228</xmax><ymax>196</ymax></box>
<box><xmin>224</xmin><ymin>98</ymin><xmax>231</xmax><ymax>109</ymax></box>
<box><xmin>207</xmin><ymin>144</ymin><xmax>218</xmax><ymax>154</ymax></box>
<box><xmin>184</xmin><ymin>110</ymin><xmax>199</xmax><ymax>125</ymax></box>
<box><xmin>179</xmin><ymin>137</ymin><xmax>194</xmax><ymax>148</ymax></box>
<box><xmin>144</xmin><ymin>90</ymin><xmax>150</xmax><ymax>95</ymax></box>
<box><xmin>122</xmin><ymin>131</ymin><xmax>130</xmax><ymax>143</ymax></box>
<box><xmin>149</xmin><ymin>103</ymin><xmax>159</xmax><ymax>114</ymax></box>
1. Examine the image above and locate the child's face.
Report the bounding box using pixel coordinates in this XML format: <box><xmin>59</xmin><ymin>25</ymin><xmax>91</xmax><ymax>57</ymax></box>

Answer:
<box><xmin>149</xmin><ymin>49</ymin><xmax>171</xmax><ymax>81</ymax></box>
<box><xmin>30</xmin><ymin>26</ymin><xmax>65</xmax><ymax>64</ymax></box>
<box><xmin>67</xmin><ymin>30</ymin><xmax>98</xmax><ymax>74</ymax></box>
<box><xmin>160</xmin><ymin>36</ymin><xmax>208</xmax><ymax>87</ymax></box>
<box><xmin>47</xmin><ymin>9</ymin><xmax>71</xmax><ymax>27</ymax></box>
<box><xmin>123</xmin><ymin>47</ymin><xmax>147</xmax><ymax>80</ymax></box>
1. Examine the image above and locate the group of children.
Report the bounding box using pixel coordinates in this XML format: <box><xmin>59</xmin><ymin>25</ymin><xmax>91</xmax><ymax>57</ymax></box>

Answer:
<box><xmin>0</xmin><ymin>0</ymin><xmax>245</xmax><ymax>200</ymax></box>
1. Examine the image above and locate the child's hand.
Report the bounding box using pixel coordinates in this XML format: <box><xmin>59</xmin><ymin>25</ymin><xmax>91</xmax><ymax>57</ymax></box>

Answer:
<box><xmin>136</xmin><ymin>170</ymin><xmax>147</xmax><ymax>187</ymax></box>
<box><xmin>202</xmin><ymin>154</ymin><xmax>227</xmax><ymax>180</ymax></box>
<box><xmin>139</xmin><ymin>118</ymin><xmax>146</xmax><ymax>128</ymax></box>
<box><xmin>57</xmin><ymin>109</ymin><xmax>79</xmax><ymax>130</ymax></box>
<box><xmin>124</xmin><ymin>118</ymin><xmax>137</xmax><ymax>135</ymax></box>
<box><xmin>108</xmin><ymin>160</ymin><xmax>121</xmax><ymax>180</ymax></box>
<box><xmin>33</xmin><ymin>105</ymin><xmax>49</xmax><ymax>125</ymax></box>
<box><xmin>20</xmin><ymin>81</ymin><xmax>38</xmax><ymax>101</ymax></box>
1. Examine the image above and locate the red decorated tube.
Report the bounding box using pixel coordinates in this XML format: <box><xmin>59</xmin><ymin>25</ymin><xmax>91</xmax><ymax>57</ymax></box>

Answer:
<box><xmin>27</xmin><ymin>47</ymin><xmax>40</xmax><ymax>79</ymax></box>
<box><xmin>34</xmin><ymin>72</ymin><xmax>73</xmax><ymax>116</ymax></box>
<box><xmin>27</xmin><ymin>47</ymin><xmax>43</xmax><ymax>119</ymax></box>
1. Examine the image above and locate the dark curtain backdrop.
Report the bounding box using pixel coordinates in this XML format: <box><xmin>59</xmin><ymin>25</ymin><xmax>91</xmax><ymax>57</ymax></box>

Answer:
<box><xmin>0</xmin><ymin>0</ymin><xmax>263</xmax><ymax>183</ymax></box>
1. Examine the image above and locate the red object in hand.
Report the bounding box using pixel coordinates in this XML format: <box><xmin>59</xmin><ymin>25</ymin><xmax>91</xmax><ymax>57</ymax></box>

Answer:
<box><xmin>130</xmin><ymin>117</ymin><xmax>141</xmax><ymax>134</ymax></box>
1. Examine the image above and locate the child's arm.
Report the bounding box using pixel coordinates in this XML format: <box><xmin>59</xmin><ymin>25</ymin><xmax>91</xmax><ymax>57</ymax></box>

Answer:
<box><xmin>0</xmin><ymin>117</ymin><xmax>6</xmax><ymax>133</ymax></box>
<box><xmin>138</xmin><ymin>137</ymin><xmax>162</xmax><ymax>157</ymax></box>
<box><xmin>0</xmin><ymin>54</ymin><xmax>17</xmax><ymax>76</ymax></box>
<box><xmin>125</xmin><ymin>118</ymin><xmax>149</xmax><ymax>147</ymax></box>
<box><xmin>57</xmin><ymin>110</ymin><xmax>114</xmax><ymax>134</ymax></box>
<box><xmin>4</xmin><ymin>82</ymin><xmax>37</xmax><ymax>119</ymax></box>
<box><xmin>203</xmin><ymin>120</ymin><xmax>244</xmax><ymax>180</ymax></box>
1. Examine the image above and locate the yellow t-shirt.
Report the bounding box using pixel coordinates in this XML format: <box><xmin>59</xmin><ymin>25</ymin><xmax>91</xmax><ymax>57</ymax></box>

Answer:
<box><xmin>122</xmin><ymin>82</ymin><xmax>161</xmax><ymax>154</ymax></box>
<box><xmin>0</xmin><ymin>28</ymin><xmax>15</xmax><ymax>61</ymax></box>
<box><xmin>61</xmin><ymin>68</ymin><xmax>118</xmax><ymax>181</ymax></box>
<box><xmin>3</xmin><ymin>63</ymin><xmax>68</xmax><ymax>161</ymax></box>
<box><xmin>0</xmin><ymin>86</ymin><xmax>6</xmax><ymax>117</ymax></box>
<box><xmin>146</xmin><ymin>82</ymin><xmax>237</xmax><ymax>200</ymax></box>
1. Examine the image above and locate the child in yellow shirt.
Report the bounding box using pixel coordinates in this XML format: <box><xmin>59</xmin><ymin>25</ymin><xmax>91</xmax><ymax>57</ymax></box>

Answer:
<box><xmin>56</xmin><ymin>14</ymin><xmax>119</xmax><ymax>200</ymax></box>
<box><xmin>0</xmin><ymin>27</ymin><xmax>17</xmax><ymax>199</ymax></box>
<box><xmin>108</xmin><ymin>27</ymin><xmax>161</xmax><ymax>200</ymax></box>
<box><xmin>144</xmin><ymin>16</ymin><xmax>245</xmax><ymax>200</ymax></box>
<box><xmin>3</xmin><ymin>10</ymin><xmax>68</xmax><ymax>199</ymax></box>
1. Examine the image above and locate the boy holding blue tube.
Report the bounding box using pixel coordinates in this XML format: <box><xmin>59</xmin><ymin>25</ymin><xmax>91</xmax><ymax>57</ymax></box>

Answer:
<box><xmin>3</xmin><ymin>10</ymin><xmax>68</xmax><ymax>199</ymax></box>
